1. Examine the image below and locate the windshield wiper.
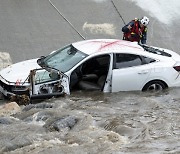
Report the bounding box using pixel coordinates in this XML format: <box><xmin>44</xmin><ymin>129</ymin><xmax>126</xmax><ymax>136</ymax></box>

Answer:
<box><xmin>139</xmin><ymin>44</ymin><xmax>171</xmax><ymax>57</ymax></box>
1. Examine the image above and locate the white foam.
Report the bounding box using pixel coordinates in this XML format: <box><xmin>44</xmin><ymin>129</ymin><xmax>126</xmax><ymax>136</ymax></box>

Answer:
<box><xmin>83</xmin><ymin>22</ymin><xmax>116</xmax><ymax>36</ymax></box>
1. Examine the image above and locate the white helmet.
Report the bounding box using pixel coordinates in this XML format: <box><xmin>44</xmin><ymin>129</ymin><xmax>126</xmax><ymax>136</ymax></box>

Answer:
<box><xmin>140</xmin><ymin>16</ymin><xmax>149</xmax><ymax>26</ymax></box>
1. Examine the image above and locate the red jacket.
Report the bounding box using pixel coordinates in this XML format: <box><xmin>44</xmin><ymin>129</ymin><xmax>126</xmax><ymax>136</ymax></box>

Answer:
<box><xmin>122</xmin><ymin>19</ymin><xmax>147</xmax><ymax>44</ymax></box>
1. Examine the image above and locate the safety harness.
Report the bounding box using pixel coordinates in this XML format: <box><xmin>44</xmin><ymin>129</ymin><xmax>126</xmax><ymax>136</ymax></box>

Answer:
<box><xmin>123</xmin><ymin>19</ymin><xmax>146</xmax><ymax>42</ymax></box>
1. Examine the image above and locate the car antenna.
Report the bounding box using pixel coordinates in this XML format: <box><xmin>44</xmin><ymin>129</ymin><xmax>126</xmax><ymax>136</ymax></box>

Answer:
<box><xmin>48</xmin><ymin>0</ymin><xmax>86</xmax><ymax>40</ymax></box>
<box><xmin>111</xmin><ymin>0</ymin><xmax>126</xmax><ymax>25</ymax></box>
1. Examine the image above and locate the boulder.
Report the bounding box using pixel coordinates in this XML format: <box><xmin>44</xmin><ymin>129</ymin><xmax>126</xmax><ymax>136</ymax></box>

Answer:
<box><xmin>0</xmin><ymin>102</ymin><xmax>21</xmax><ymax>116</ymax></box>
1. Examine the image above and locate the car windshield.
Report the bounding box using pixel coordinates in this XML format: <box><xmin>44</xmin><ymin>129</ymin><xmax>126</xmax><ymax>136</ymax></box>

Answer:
<box><xmin>43</xmin><ymin>44</ymin><xmax>87</xmax><ymax>72</ymax></box>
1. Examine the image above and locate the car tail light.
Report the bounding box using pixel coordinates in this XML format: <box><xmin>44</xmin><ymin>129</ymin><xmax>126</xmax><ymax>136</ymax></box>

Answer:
<box><xmin>173</xmin><ymin>66</ymin><xmax>180</xmax><ymax>72</ymax></box>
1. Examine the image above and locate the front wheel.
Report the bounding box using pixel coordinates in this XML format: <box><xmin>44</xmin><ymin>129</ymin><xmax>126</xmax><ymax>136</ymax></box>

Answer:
<box><xmin>142</xmin><ymin>80</ymin><xmax>167</xmax><ymax>92</ymax></box>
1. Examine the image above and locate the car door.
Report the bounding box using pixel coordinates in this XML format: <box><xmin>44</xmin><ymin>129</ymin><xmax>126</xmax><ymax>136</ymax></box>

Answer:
<box><xmin>29</xmin><ymin>68</ymin><xmax>70</xmax><ymax>99</ymax></box>
<box><xmin>111</xmin><ymin>53</ymin><xmax>153</xmax><ymax>92</ymax></box>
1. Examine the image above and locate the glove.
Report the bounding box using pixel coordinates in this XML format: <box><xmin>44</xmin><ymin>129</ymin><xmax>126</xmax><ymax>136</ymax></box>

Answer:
<box><xmin>131</xmin><ymin>33</ymin><xmax>139</xmax><ymax>38</ymax></box>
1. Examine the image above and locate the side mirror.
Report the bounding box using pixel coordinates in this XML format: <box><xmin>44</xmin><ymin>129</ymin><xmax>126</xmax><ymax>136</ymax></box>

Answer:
<box><xmin>37</xmin><ymin>56</ymin><xmax>46</xmax><ymax>66</ymax></box>
<box><xmin>49</xmin><ymin>71</ymin><xmax>60</xmax><ymax>80</ymax></box>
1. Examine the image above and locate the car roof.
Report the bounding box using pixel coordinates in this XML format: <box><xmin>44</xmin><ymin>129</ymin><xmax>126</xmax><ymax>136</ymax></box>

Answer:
<box><xmin>71</xmin><ymin>39</ymin><xmax>180</xmax><ymax>62</ymax></box>
<box><xmin>72</xmin><ymin>39</ymin><xmax>143</xmax><ymax>55</ymax></box>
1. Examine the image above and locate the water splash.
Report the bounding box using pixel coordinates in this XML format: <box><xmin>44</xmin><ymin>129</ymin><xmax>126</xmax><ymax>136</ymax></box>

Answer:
<box><xmin>128</xmin><ymin>0</ymin><xmax>180</xmax><ymax>25</ymax></box>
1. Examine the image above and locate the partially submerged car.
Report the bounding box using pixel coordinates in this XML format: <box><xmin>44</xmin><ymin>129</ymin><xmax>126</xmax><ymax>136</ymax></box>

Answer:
<box><xmin>1</xmin><ymin>39</ymin><xmax>180</xmax><ymax>100</ymax></box>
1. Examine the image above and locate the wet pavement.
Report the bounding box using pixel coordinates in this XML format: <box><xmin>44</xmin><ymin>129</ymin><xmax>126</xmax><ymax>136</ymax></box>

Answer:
<box><xmin>1</xmin><ymin>0</ymin><xmax>180</xmax><ymax>63</ymax></box>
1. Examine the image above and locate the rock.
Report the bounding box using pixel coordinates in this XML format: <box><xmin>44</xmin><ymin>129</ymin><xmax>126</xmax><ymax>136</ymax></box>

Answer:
<box><xmin>44</xmin><ymin>115</ymin><xmax>78</xmax><ymax>132</ymax></box>
<box><xmin>0</xmin><ymin>117</ymin><xmax>13</xmax><ymax>124</ymax></box>
<box><xmin>0</xmin><ymin>52</ymin><xmax>12</xmax><ymax>70</ymax></box>
<box><xmin>10</xmin><ymin>95</ymin><xmax>30</xmax><ymax>105</ymax></box>
<box><xmin>22</xmin><ymin>103</ymin><xmax>53</xmax><ymax>111</ymax></box>
<box><xmin>0</xmin><ymin>102</ymin><xmax>21</xmax><ymax>116</ymax></box>
<box><xmin>0</xmin><ymin>92</ymin><xmax>4</xmax><ymax>100</ymax></box>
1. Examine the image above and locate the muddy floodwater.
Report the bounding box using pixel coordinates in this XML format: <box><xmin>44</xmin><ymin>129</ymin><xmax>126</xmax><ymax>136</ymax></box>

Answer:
<box><xmin>0</xmin><ymin>89</ymin><xmax>180</xmax><ymax>154</ymax></box>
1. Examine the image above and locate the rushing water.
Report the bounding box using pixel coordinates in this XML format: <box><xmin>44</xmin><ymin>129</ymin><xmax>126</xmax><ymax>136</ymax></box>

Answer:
<box><xmin>0</xmin><ymin>88</ymin><xmax>180</xmax><ymax>154</ymax></box>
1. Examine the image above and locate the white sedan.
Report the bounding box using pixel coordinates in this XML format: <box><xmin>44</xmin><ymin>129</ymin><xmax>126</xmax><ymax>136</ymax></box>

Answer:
<box><xmin>0</xmin><ymin>39</ymin><xmax>180</xmax><ymax>100</ymax></box>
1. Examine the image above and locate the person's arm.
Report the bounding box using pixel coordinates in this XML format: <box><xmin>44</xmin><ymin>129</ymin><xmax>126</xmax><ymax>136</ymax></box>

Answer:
<box><xmin>122</xmin><ymin>21</ymin><xmax>134</xmax><ymax>33</ymax></box>
<box><xmin>141</xmin><ymin>27</ymin><xmax>147</xmax><ymax>44</ymax></box>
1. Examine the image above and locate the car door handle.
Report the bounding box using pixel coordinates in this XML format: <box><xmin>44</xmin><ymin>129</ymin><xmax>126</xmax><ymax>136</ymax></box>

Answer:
<box><xmin>138</xmin><ymin>70</ymin><xmax>149</xmax><ymax>74</ymax></box>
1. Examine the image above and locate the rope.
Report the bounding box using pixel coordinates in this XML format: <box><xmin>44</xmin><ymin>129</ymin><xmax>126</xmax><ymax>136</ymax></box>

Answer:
<box><xmin>111</xmin><ymin>0</ymin><xmax>126</xmax><ymax>25</ymax></box>
<box><xmin>48</xmin><ymin>0</ymin><xmax>85</xmax><ymax>40</ymax></box>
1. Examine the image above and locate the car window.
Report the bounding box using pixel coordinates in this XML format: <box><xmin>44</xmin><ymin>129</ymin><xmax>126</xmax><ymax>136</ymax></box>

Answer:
<box><xmin>35</xmin><ymin>70</ymin><xmax>59</xmax><ymax>84</ymax></box>
<box><xmin>115</xmin><ymin>53</ymin><xmax>143</xmax><ymax>69</ymax></box>
<box><xmin>95</xmin><ymin>55</ymin><xmax>110</xmax><ymax>67</ymax></box>
<box><xmin>143</xmin><ymin>56</ymin><xmax>156</xmax><ymax>64</ymax></box>
<box><xmin>43</xmin><ymin>45</ymin><xmax>87</xmax><ymax>72</ymax></box>
<box><xmin>81</xmin><ymin>54</ymin><xmax>110</xmax><ymax>75</ymax></box>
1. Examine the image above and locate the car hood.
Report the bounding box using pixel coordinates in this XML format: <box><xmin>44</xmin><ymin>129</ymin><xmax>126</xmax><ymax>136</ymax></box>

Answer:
<box><xmin>0</xmin><ymin>58</ymin><xmax>40</xmax><ymax>84</ymax></box>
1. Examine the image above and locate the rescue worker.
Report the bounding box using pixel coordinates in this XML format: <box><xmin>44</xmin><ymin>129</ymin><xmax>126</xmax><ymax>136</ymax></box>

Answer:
<box><xmin>122</xmin><ymin>16</ymin><xmax>150</xmax><ymax>44</ymax></box>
